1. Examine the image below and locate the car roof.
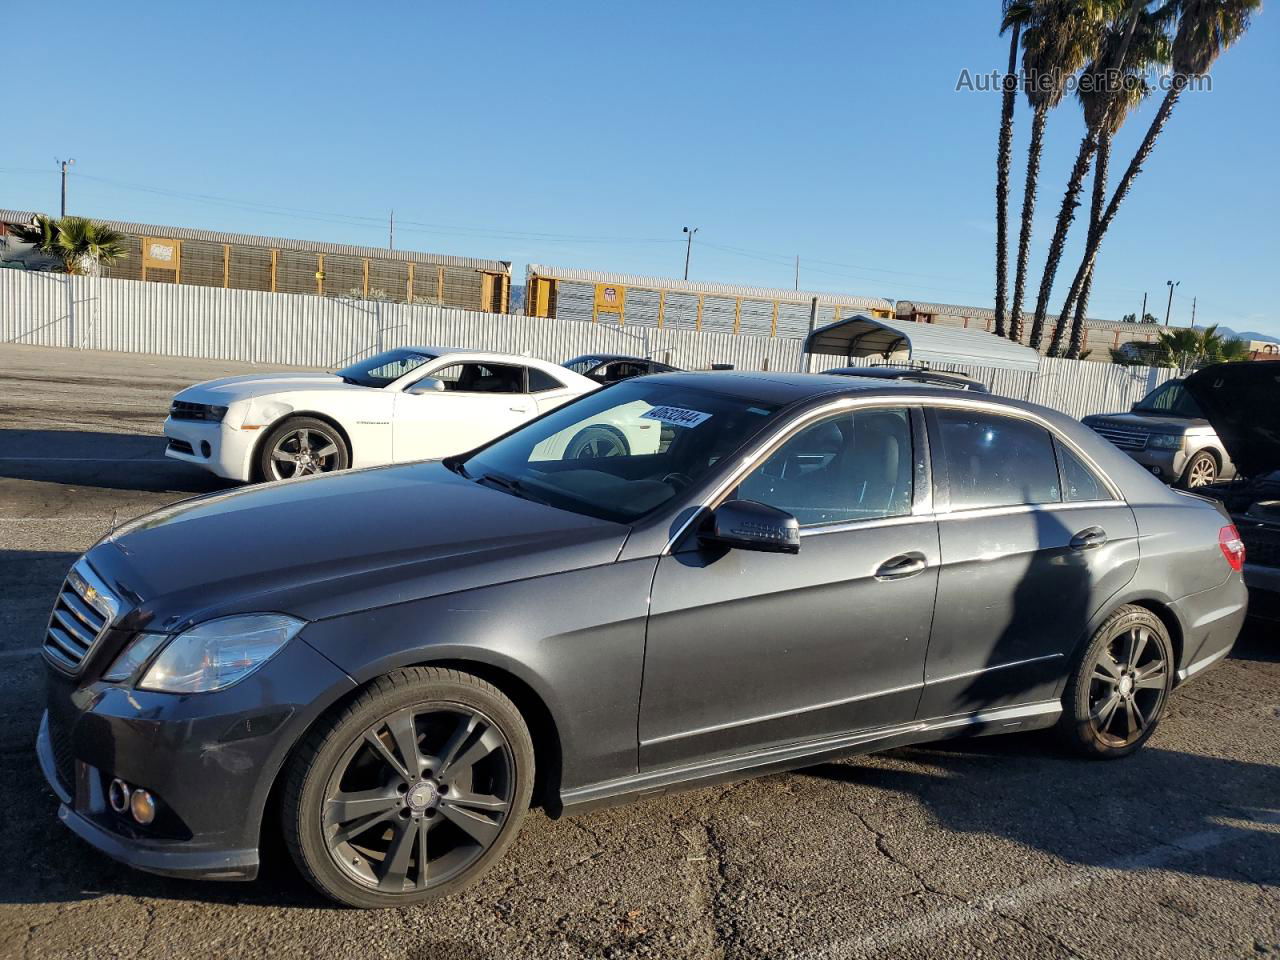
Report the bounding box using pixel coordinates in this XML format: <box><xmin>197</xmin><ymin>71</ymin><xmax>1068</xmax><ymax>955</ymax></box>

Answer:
<box><xmin>825</xmin><ymin>365</ymin><xmax>983</xmax><ymax>384</ymax></box>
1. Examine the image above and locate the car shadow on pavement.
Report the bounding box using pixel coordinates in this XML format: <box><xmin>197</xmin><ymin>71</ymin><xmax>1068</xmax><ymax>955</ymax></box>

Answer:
<box><xmin>0</xmin><ymin>428</ymin><xmax>237</xmax><ymax>494</ymax></box>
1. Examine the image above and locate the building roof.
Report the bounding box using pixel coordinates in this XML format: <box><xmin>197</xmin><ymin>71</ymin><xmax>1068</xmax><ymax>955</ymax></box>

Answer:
<box><xmin>895</xmin><ymin>298</ymin><xmax>1154</xmax><ymax>334</ymax></box>
<box><xmin>0</xmin><ymin>209</ymin><xmax>510</xmax><ymax>273</ymax></box>
<box><xmin>527</xmin><ymin>263</ymin><xmax>893</xmax><ymax>310</ymax></box>
<box><xmin>806</xmin><ymin>313</ymin><xmax>1041</xmax><ymax>372</ymax></box>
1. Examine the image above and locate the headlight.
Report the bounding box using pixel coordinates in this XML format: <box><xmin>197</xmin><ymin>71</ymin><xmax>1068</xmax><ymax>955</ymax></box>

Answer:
<box><xmin>139</xmin><ymin>614</ymin><xmax>304</xmax><ymax>693</ymax></box>
<box><xmin>102</xmin><ymin>632</ymin><xmax>168</xmax><ymax>682</ymax></box>
<box><xmin>1148</xmin><ymin>433</ymin><xmax>1184</xmax><ymax>450</ymax></box>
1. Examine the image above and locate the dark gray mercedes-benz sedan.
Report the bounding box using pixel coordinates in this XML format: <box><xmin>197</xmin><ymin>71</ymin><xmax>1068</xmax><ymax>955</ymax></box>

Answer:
<box><xmin>37</xmin><ymin>372</ymin><xmax>1247</xmax><ymax>907</ymax></box>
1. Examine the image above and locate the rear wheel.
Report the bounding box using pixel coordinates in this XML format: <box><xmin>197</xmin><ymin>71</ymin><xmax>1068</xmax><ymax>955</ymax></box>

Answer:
<box><xmin>282</xmin><ymin>667</ymin><xmax>534</xmax><ymax>908</ymax></box>
<box><xmin>1057</xmin><ymin>605</ymin><xmax>1173</xmax><ymax>759</ymax></box>
<box><xmin>1179</xmin><ymin>451</ymin><xmax>1217</xmax><ymax>489</ymax></box>
<box><xmin>259</xmin><ymin>417</ymin><xmax>349</xmax><ymax>481</ymax></box>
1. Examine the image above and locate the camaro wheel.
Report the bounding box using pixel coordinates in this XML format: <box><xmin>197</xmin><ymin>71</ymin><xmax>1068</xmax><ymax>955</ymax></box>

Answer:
<box><xmin>1180</xmin><ymin>451</ymin><xmax>1217</xmax><ymax>489</ymax></box>
<box><xmin>1058</xmin><ymin>605</ymin><xmax>1173</xmax><ymax>759</ymax></box>
<box><xmin>260</xmin><ymin>417</ymin><xmax>350</xmax><ymax>481</ymax></box>
<box><xmin>566</xmin><ymin>424</ymin><xmax>630</xmax><ymax>459</ymax></box>
<box><xmin>282</xmin><ymin>667</ymin><xmax>534</xmax><ymax>908</ymax></box>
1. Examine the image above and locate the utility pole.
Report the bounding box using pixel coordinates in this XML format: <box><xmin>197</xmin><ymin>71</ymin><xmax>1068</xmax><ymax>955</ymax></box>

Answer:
<box><xmin>1139</xmin><ymin>291</ymin><xmax>1147</xmax><ymax>324</ymax></box>
<box><xmin>55</xmin><ymin>158</ymin><xmax>75</xmax><ymax>217</ymax></box>
<box><xmin>682</xmin><ymin>226</ymin><xmax>698</xmax><ymax>280</ymax></box>
<box><xmin>795</xmin><ymin>256</ymin><xmax>800</xmax><ymax>290</ymax></box>
<box><xmin>1164</xmin><ymin>280</ymin><xmax>1179</xmax><ymax>326</ymax></box>
<box><xmin>1190</xmin><ymin>296</ymin><xmax>1197</xmax><ymax>328</ymax></box>
<box><xmin>389</xmin><ymin>210</ymin><xmax>395</xmax><ymax>250</ymax></box>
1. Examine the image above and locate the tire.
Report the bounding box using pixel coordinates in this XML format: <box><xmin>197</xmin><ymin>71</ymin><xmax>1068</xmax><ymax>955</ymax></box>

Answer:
<box><xmin>281</xmin><ymin>667</ymin><xmax>534</xmax><ymax>908</ymax></box>
<box><xmin>1179</xmin><ymin>451</ymin><xmax>1217</xmax><ymax>489</ymax></box>
<box><xmin>1056</xmin><ymin>605</ymin><xmax>1174</xmax><ymax>759</ymax></box>
<box><xmin>565</xmin><ymin>423</ymin><xmax>630</xmax><ymax>459</ymax></box>
<box><xmin>258</xmin><ymin>416</ymin><xmax>350</xmax><ymax>482</ymax></box>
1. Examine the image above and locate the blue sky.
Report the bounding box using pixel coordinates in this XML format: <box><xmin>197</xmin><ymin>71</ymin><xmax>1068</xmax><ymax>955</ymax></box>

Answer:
<box><xmin>5</xmin><ymin>1</ymin><xmax>1276</xmax><ymax>337</ymax></box>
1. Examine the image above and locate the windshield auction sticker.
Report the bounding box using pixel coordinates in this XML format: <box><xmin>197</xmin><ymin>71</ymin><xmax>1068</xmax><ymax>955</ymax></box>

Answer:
<box><xmin>641</xmin><ymin>405</ymin><xmax>712</xmax><ymax>429</ymax></box>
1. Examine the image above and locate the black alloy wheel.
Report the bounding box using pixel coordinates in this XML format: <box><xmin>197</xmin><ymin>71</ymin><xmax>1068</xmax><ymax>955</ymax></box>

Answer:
<box><xmin>283</xmin><ymin>668</ymin><xmax>534</xmax><ymax>907</ymax></box>
<box><xmin>1058</xmin><ymin>605</ymin><xmax>1174</xmax><ymax>758</ymax></box>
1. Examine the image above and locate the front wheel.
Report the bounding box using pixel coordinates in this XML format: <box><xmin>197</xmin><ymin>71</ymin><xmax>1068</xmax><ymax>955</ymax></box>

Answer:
<box><xmin>1057</xmin><ymin>605</ymin><xmax>1173</xmax><ymax>759</ymax></box>
<box><xmin>259</xmin><ymin>417</ymin><xmax>350</xmax><ymax>481</ymax></box>
<box><xmin>1179</xmin><ymin>451</ymin><xmax>1217</xmax><ymax>489</ymax></box>
<box><xmin>282</xmin><ymin>667</ymin><xmax>534</xmax><ymax>908</ymax></box>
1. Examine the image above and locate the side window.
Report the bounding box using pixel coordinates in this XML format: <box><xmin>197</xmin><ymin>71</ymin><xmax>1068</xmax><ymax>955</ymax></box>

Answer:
<box><xmin>1056</xmin><ymin>440</ymin><xmax>1109</xmax><ymax>502</ymax></box>
<box><xmin>430</xmin><ymin>363</ymin><xmax>523</xmax><ymax>394</ymax></box>
<box><xmin>737</xmin><ymin>409</ymin><xmax>914</xmax><ymax>526</ymax></box>
<box><xmin>526</xmin><ymin>367</ymin><xmax>565</xmax><ymax>393</ymax></box>
<box><xmin>933</xmin><ymin>409</ymin><xmax>1061</xmax><ymax>510</ymax></box>
<box><xmin>604</xmin><ymin>361</ymin><xmax>647</xmax><ymax>382</ymax></box>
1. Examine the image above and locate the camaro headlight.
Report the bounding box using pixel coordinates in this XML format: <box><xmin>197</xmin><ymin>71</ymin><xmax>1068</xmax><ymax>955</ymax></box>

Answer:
<box><xmin>137</xmin><ymin>614</ymin><xmax>305</xmax><ymax>693</ymax></box>
<box><xmin>1147</xmin><ymin>433</ymin><xmax>1184</xmax><ymax>450</ymax></box>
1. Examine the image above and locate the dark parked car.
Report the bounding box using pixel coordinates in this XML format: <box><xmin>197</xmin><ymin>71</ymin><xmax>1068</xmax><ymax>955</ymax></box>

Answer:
<box><xmin>1082</xmin><ymin>378</ymin><xmax>1235</xmax><ymax>488</ymax></box>
<box><xmin>1184</xmin><ymin>361</ymin><xmax>1280</xmax><ymax>623</ymax></box>
<box><xmin>562</xmin><ymin>353</ymin><xmax>680</xmax><ymax>383</ymax></box>
<box><xmin>824</xmin><ymin>364</ymin><xmax>989</xmax><ymax>392</ymax></box>
<box><xmin>38</xmin><ymin>373</ymin><xmax>1246</xmax><ymax>907</ymax></box>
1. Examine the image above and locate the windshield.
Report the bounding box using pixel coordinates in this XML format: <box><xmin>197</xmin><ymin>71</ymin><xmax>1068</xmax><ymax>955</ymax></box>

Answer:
<box><xmin>562</xmin><ymin>355</ymin><xmax>604</xmax><ymax>375</ymax></box>
<box><xmin>1133</xmin><ymin>380</ymin><xmax>1203</xmax><ymax>418</ymax></box>
<box><xmin>460</xmin><ymin>381</ymin><xmax>783</xmax><ymax>523</ymax></box>
<box><xmin>335</xmin><ymin>349</ymin><xmax>436</xmax><ymax>388</ymax></box>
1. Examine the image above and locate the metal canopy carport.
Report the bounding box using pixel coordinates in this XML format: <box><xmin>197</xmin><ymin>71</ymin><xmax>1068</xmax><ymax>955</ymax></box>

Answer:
<box><xmin>804</xmin><ymin>313</ymin><xmax>1040</xmax><ymax>372</ymax></box>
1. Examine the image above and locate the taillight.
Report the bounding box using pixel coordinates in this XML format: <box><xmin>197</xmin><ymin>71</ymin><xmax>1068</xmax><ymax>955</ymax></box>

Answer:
<box><xmin>1219</xmin><ymin>525</ymin><xmax>1246</xmax><ymax>572</ymax></box>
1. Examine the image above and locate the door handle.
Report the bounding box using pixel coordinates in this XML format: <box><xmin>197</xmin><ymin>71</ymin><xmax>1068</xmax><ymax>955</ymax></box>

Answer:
<box><xmin>509</xmin><ymin>405</ymin><xmax>530</xmax><ymax>413</ymax></box>
<box><xmin>1070</xmin><ymin>526</ymin><xmax>1108</xmax><ymax>550</ymax></box>
<box><xmin>874</xmin><ymin>552</ymin><xmax>927</xmax><ymax>581</ymax></box>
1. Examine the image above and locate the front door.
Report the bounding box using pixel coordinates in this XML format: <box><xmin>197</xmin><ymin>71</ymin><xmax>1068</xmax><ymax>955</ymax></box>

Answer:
<box><xmin>638</xmin><ymin>406</ymin><xmax>940</xmax><ymax>770</ymax></box>
<box><xmin>393</xmin><ymin>361</ymin><xmax>533</xmax><ymax>462</ymax></box>
<box><xmin>917</xmin><ymin>408</ymin><xmax>1139</xmax><ymax>718</ymax></box>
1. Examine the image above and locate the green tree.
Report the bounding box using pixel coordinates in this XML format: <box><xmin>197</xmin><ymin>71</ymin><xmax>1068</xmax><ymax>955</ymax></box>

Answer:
<box><xmin>1052</xmin><ymin>0</ymin><xmax>1261</xmax><ymax>348</ymax></box>
<box><xmin>1151</xmin><ymin>324</ymin><xmax>1251</xmax><ymax>369</ymax></box>
<box><xmin>1008</xmin><ymin>0</ymin><xmax>1107</xmax><ymax>343</ymax></box>
<box><xmin>1052</xmin><ymin>3</ymin><xmax>1172</xmax><ymax>356</ymax></box>
<box><xmin>995</xmin><ymin>1</ymin><xmax>1034</xmax><ymax>339</ymax></box>
<box><xmin>9</xmin><ymin>214</ymin><xmax>127</xmax><ymax>276</ymax></box>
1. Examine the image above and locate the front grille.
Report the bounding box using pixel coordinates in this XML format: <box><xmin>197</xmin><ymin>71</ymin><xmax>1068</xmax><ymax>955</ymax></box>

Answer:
<box><xmin>1091</xmin><ymin>425</ymin><xmax>1150</xmax><ymax>451</ymax></box>
<box><xmin>169</xmin><ymin>400</ymin><xmax>224</xmax><ymax>422</ymax></box>
<box><xmin>43</xmin><ymin>561</ymin><xmax>119</xmax><ymax>673</ymax></box>
<box><xmin>167</xmin><ymin>438</ymin><xmax>195</xmax><ymax>456</ymax></box>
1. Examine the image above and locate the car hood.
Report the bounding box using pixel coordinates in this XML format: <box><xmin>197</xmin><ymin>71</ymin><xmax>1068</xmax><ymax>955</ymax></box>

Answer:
<box><xmin>1081</xmin><ymin>411</ymin><xmax>1210</xmax><ymax>433</ymax></box>
<box><xmin>1184</xmin><ymin>363</ymin><xmax>1280</xmax><ymax>478</ymax></box>
<box><xmin>175</xmin><ymin>372</ymin><xmax>353</xmax><ymax>404</ymax></box>
<box><xmin>86</xmin><ymin>463</ymin><xmax>628</xmax><ymax>627</ymax></box>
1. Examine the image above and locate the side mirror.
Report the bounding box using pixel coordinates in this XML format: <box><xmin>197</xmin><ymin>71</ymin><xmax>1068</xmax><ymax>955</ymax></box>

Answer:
<box><xmin>700</xmin><ymin>500</ymin><xmax>800</xmax><ymax>554</ymax></box>
<box><xmin>407</xmin><ymin>377</ymin><xmax>446</xmax><ymax>395</ymax></box>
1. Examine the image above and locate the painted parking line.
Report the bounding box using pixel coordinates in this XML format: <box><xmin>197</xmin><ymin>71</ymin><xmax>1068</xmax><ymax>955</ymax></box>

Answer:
<box><xmin>0</xmin><ymin>457</ymin><xmax>168</xmax><ymax>463</ymax></box>
<box><xmin>831</xmin><ymin>808</ymin><xmax>1280</xmax><ymax>958</ymax></box>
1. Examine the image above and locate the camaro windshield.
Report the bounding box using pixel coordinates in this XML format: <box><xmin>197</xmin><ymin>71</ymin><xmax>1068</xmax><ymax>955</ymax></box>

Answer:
<box><xmin>460</xmin><ymin>381</ymin><xmax>783</xmax><ymax>523</ymax></box>
<box><xmin>336</xmin><ymin>349</ymin><xmax>437</xmax><ymax>388</ymax></box>
<box><xmin>562</xmin><ymin>355</ymin><xmax>604</xmax><ymax>375</ymax></box>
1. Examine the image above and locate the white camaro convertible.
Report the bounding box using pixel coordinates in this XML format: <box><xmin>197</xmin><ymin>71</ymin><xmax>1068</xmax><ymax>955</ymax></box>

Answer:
<box><xmin>162</xmin><ymin>347</ymin><xmax>603</xmax><ymax>482</ymax></box>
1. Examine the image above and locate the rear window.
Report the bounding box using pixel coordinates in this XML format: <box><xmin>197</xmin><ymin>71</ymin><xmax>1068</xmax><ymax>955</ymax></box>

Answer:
<box><xmin>1057</xmin><ymin>441</ymin><xmax>1109</xmax><ymax>502</ymax></box>
<box><xmin>527</xmin><ymin>368</ymin><xmax>565</xmax><ymax>392</ymax></box>
<box><xmin>933</xmin><ymin>409</ymin><xmax>1061</xmax><ymax>510</ymax></box>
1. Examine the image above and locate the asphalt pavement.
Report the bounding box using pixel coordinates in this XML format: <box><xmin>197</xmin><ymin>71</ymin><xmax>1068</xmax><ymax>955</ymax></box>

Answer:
<box><xmin>1</xmin><ymin>344</ymin><xmax>1277</xmax><ymax>959</ymax></box>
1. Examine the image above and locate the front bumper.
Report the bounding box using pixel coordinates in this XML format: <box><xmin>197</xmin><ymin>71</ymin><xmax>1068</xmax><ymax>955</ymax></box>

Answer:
<box><xmin>1119</xmin><ymin>446</ymin><xmax>1190</xmax><ymax>483</ymax></box>
<box><xmin>162</xmin><ymin>416</ymin><xmax>256</xmax><ymax>481</ymax></box>
<box><xmin>38</xmin><ymin>635</ymin><xmax>356</xmax><ymax>881</ymax></box>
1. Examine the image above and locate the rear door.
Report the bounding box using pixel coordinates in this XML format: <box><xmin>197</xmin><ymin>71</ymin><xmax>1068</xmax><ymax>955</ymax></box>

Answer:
<box><xmin>639</xmin><ymin>406</ymin><xmax>940</xmax><ymax>769</ymax></box>
<box><xmin>393</xmin><ymin>362</ymin><xmax>530</xmax><ymax>461</ymax></box>
<box><xmin>918</xmin><ymin>407</ymin><xmax>1138</xmax><ymax>718</ymax></box>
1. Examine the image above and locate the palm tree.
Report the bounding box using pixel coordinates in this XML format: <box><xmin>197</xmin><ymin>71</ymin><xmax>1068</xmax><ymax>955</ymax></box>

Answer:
<box><xmin>1149</xmin><ymin>323</ymin><xmax>1250</xmax><ymax>370</ymax></box>
<box><xmin>1029</xmin><ymin>0</ymin><xmax>1157</xmax><ymax>352</ymax></box>
<box><xmin>1051</xmin><ymin>0</ymin><xmax>1261</xmax><ymax>347</ymax></box>
<box><xmin>1053</xmin><ymin>5</ymin><xmax>1173</xmax><ymax>356</ymax></box>
<box><xmin>53</xmin><ymin>216</ymin><xmax>127</xmax><ymax>276</ymax></box>
<box><xmin>1007</xmin><ymin>0</ymin><xmax>1105</xmax><ymax>343</ymax></box>
<box><xmin>995</xmin><ymin>1</ymin><xmax>1034</xmax><ymax>339</ymax></box>
<box><xmin>9</xmin><ymin>214</ymin><xmax>128</xmax><ymax>275</ymax></box>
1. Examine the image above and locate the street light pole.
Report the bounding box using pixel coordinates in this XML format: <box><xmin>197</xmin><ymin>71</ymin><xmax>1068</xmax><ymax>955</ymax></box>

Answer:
<box><xmin>1164</xmin><ymin>280</ymin><xmax>1179</xmax><ymax>326</ymax></box>
<box><xmin>682</xmin><ymin>226</ymin><xmax>698</xmax><ymax>280</ymax></box>
<box><xmin>55</xmin><ymin>158</ymin><xmax>75</xmax><ymax>217</ymax></box>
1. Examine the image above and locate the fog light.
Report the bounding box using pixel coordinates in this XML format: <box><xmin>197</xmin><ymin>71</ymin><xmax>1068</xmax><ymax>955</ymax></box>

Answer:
<box><xmin>108</xmin><ymin>778</ymin><xmax>130</xmax><ymax>813</ymax></box>
<box><xmin>130</xmin><ymin>789</ymin><xmax>156</xmax><ymax>825</ymax></box>
<box><xmin>200</xmin><ymin>440</ymin><xmax>211</xmax><ymax>458</ymax></box>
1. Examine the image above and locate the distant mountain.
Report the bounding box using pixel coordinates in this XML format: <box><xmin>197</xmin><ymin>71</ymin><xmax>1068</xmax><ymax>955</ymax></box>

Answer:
<box><xmin>1208</xmin><ymin>325</ymin><xmax>1279</xmax><ymax>344</ymax></box>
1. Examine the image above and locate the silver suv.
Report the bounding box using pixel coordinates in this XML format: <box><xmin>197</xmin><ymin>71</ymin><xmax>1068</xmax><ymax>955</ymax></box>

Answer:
<box><xmin>1082</xmin><ymin>379</ymin><xmax>1235</xmax><ymax>488</ymax></box>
